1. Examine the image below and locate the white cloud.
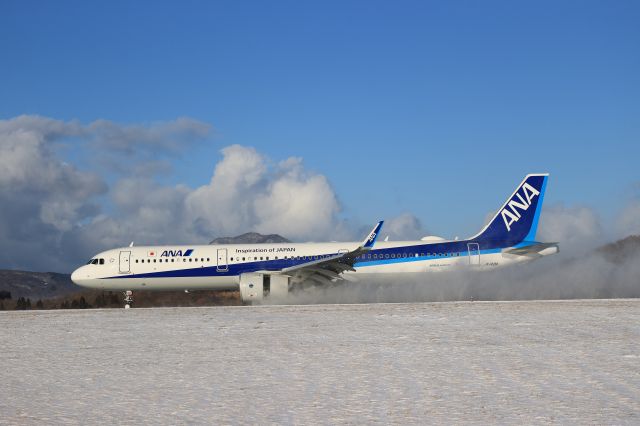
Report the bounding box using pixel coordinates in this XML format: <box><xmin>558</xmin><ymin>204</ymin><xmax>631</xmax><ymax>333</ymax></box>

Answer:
<box><xmin>0</xmin><ymin>115</ymin><xmax>212</xmax><ymax>271</ymax></box>
<box><xmin>88</xmin><ymin>117</ymin><xmax>211</xmax><ymax>153</ymax></box>
<box><xmin>537</xmin><ymin>204</ymin><xmax>603</xmax><ymax>252</ymax></box>
<box><xmin>383</xmin><ymin>213</ymin><xmax>426</xmax><ymax>241</ymax></box>
<box><xmin>0</xmin><ymin>117</ymin><xmax>345</xmax><ymax>271</ymax></box>
<box><xmin>186</xmin><ymin>145</ymin><xmax>341</xmax><ymax>241</ymax></box>
<box><xmin>254</xmin><ymin>157</ymin><xmax>340</xmax><ymax>240</ymax></box>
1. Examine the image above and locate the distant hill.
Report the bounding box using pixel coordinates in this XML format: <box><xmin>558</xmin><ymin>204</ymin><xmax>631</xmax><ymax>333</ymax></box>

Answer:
<box><xmin>210</xmin><ymin>232</ymin><xmax>290</xmax><ymax>244</ymax></box>
<box><xmin>596</xmin><ymin>235</ymin><xmax>640</xmax><ymax>264</ymax></box>
<box><xmin>0</xmin><ymin>270</ymin><xmax>78</xmax><ymax>300</ymax></box>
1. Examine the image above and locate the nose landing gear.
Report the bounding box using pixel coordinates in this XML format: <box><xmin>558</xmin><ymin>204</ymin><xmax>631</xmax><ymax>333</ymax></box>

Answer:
<box><xmin>123</xmin><ymin>290</ymin><xmax>133</xmax><ymax>309</ymax></box>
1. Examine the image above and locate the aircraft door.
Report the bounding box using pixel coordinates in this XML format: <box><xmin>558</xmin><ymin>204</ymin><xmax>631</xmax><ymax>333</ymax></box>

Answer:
<box><xmin>467</xmin><ymin>243</ymin><xmax>480</xmax><ymax>265</ymax></box>
<box><xmin>119</xmin><ymin>251</ymin><xmax>131</xmax><ymax>273</ymax></box>
<box><xmin>217</xmin><ymin>248</ymin><xmax>228</xmax><ymax>272</ymax></box>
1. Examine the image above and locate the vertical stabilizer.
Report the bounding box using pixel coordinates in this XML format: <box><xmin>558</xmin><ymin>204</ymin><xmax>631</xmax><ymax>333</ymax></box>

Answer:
<box><xmin>472</xmin><ymin>174</ymin><xmax>548</xmax><ymax>246</ymax></box>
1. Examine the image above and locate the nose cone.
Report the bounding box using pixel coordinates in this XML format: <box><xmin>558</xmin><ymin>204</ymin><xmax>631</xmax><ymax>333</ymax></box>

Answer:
<box><xmin>71</xmin><ymin>266</ymin><xmax>93</xmax><ymax>288</ymax></box>
<box><xmin>71</xmin><ymin>269</ymin><xmax>79</xmax><ymax>284</ymax></box>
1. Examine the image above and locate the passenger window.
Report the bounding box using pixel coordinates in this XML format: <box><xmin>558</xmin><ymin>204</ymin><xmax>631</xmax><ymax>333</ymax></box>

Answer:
<box><xmin>242</xmin><ymin>257</ymin><xmax>245</xmax><ymax>261</ymax></box>
<box><xmin>385</xmin><ymin>254</ymin><xmax>389</xmax><ymax>259</ymax></box>
<box><xmin>266</xmin><ymin>257</ymin><xmax>269</xmax><ymax>260</ymax></box>
<box><xmin>189</xmin><ymin>258</ymin><xmax>192</xmax><ymax>262</ymax></box>
<box><xmin>171</xmin><ymin>259</ymin><xmax>175</xmax><ymax>262</ymax></box>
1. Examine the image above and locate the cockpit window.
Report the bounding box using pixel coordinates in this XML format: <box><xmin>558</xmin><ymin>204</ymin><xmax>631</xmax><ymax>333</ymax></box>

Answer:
<box><xmin>99</xmin><ymin>258</ymin><xmax>104</xmax><ymax>265</ymax></box>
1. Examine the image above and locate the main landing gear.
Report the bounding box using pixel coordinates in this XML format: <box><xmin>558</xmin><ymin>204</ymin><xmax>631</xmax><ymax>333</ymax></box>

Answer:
<box><xmin>123</xmin><ymin>290</ymin><xmax>133</xmax><ymax>309</ymax></box>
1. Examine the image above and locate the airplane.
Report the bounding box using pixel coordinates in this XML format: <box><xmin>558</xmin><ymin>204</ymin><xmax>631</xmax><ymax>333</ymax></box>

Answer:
<box><xmin>71</xmin><ymin>173</ymin><xmax>558</xmax><ymax>307</ymax></box>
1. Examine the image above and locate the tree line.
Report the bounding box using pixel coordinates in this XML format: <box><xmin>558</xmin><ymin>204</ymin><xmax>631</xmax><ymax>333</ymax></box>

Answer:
<box><xmin>0</xmin><ymin>292</ymin><xmax>121</xmax><ymax>310</ymax></box>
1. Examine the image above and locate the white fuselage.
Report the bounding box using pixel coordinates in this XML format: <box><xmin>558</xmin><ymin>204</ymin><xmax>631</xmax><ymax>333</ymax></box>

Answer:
<box><xmin>70</xmin><ymin>240</ymin><xmax>545</xmax><ymax>292</ymax></box>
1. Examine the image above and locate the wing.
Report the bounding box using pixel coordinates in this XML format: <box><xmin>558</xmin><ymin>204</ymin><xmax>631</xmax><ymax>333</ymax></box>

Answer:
<box><xmin>276</xmin><ymin>221</ymin><xmax>383</xmax><ymax>286</ymax></box>
<box><xmin>502</xmin><ymin>242</ymin><xmax>559</xmax><ymax>258</ymax></box>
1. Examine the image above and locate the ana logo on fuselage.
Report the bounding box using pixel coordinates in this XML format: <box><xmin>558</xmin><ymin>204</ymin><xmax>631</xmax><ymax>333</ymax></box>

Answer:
<box><xmin>501</xmin><ymin>182</ymin><xmax>540</xmax><ymax>232</ymax></box>
<box><xmin>161</xmin><ymin>249</ymin><xmax>194</xmax><ymax>257</ymax></box>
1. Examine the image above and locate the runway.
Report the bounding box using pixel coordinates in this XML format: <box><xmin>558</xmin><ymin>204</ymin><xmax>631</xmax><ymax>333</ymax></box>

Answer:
<box><xmin>1</xmin><ymin>299</ymin><xmax>639</xmax><ymax>424</ymax></box>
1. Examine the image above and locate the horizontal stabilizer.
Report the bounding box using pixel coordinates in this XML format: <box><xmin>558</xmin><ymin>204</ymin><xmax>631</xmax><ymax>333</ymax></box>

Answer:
<box><xmin>502</xmin><ymin>242</ymin><xmax>559</xmax><ymax>258</ymax></box>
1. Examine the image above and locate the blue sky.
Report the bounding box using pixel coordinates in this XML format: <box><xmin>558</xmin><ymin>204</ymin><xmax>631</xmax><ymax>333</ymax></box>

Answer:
<box><xmin>2</xmin><ymin>0</ymin><xmax>639</xmax><ymax>245</ymax></box>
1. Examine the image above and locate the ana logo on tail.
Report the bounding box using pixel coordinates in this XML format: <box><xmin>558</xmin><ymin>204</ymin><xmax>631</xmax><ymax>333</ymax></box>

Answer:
<box><xmin>501</xmin><ymin>182</ymin><xmax>540</xmax><ymax>232</ymax></box>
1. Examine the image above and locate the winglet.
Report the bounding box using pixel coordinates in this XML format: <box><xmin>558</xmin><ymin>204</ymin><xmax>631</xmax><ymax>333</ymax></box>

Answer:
<box><xmin>362</xmin><ymin>221</ymin><xmax>384</xmax><ymax>250</ymax></box>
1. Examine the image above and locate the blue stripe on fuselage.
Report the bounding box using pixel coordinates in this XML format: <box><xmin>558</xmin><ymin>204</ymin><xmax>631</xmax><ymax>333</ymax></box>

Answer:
<box><xmin>102</xmin><ymin>238</ymin><xmax>516</xmax><ymax>280</ymax></box>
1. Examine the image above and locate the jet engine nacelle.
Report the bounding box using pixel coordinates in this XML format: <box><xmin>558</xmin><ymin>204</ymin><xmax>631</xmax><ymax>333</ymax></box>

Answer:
<box><xmin>239</xmin><ymin>273</ymin><xmax>264</xmax><ymax>303</ymax></box>
<box><xmin>239</xmin><ymin>273</ymin><xmax>290</xmax><ymax>303</ymax></box>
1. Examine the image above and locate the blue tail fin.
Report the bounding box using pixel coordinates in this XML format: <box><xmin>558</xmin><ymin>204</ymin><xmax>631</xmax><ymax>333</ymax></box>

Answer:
<box><xmin>472</xmin><ymin>174</ymin><xmax>548</xmax><ymax>246</ymax></box>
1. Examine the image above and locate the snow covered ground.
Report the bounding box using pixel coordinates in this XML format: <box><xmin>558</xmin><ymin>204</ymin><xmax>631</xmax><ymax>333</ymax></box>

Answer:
<box><xmin>1</xmin><ymin>300</ymin><xmax>639</xmax><ymax>424</ymax></box>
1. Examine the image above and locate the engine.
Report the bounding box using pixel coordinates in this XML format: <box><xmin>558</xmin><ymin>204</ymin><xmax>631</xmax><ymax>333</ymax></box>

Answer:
<box><xmin>239</xmin><ymin>273</ymin><xmax>290</xmax><ymax>304</ymax></box>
